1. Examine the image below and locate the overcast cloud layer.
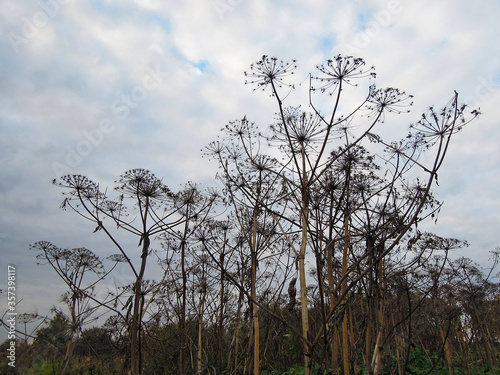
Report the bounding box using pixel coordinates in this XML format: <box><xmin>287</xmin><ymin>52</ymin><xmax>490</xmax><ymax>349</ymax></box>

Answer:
<box><xmin>1</xmin><ymin>0</ymin><xmax>499</xmax><ymax>341</ymax></box>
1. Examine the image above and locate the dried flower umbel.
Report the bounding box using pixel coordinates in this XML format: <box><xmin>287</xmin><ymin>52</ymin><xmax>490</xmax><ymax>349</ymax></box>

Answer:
<box><xmin>245</xmin><ymin>55</ymin><xmax>297</xmax><ymax>92</ymax></box>
<box><xmin>367</xmin><ymin>86</ymin><xmax>414</xmax><ymax>117</ymax></box>
<box><xmin>116</xmin><ymin>169</ymin><xmax>171</xmax><ymax>202</ymax></box>
<box><xmin>269</xmin><ymin>107</ymin><xmax>325</xmax><ymax>153</ymax></box>
<box><xmin>410</xmin><ymin>94</ymin><xmax>478</xmax><ymax>147</ymax></box>
<box><xmin>313</xmin><ymin>55</ymin><xmax>375</xmax><ymax>95</ymax></box>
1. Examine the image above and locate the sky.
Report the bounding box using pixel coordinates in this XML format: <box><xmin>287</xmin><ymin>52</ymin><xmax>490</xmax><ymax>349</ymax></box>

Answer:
<box><xmin>1</xmin><ymin>0</ymin><xmax>499</xmax><ymax>342</ymax></box>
